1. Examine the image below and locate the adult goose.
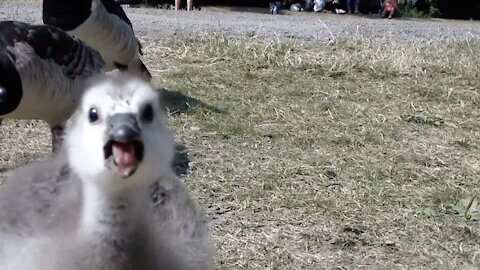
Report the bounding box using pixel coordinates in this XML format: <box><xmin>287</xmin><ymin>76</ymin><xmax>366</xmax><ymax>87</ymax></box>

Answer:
<box><xmin>0</xmin><ymin>21</ymin><xmax>105</xmax><ymax>151</ymax></box>
<box><xmin>43</xmin><ymin>0</ymin><xmax>152</xmax><ymax>81</ymax></box>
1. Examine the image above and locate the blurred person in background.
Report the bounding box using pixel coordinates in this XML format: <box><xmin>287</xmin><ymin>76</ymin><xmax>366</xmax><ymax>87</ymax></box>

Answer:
<box><xmin>346</xmin><ymin>0</ymin><xmax>359</xmax><ymax>13</ymax></box>
<box><xmin>287</xmin><ymin>0</ymin><xmax>345</xmax><ymax>13</ymax></box>
<box><xmin>175</xmin><ymin>0</ymin><xmax>193</xmax><ymax>10</ymax></box>
<box><xmin>269</xmin><ymin>0</ymin><xmax>283</xmax><ymax>14</ymax></box>
<box><xmin>381</xmin><ymin>0</ymin><xmax>397</xmax><ymax>18</ymax></box>
<box><xmin>314</xmin><ymin>0</ymin><xmax>346</xmax><ymax>14</ymax></box>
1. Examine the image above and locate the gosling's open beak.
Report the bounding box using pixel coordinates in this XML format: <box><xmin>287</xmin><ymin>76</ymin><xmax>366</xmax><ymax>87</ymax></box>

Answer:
<box><xmin>103</xmin><ymin>113</ymin><xmax>144</xmax><ymax>178</ymax></box>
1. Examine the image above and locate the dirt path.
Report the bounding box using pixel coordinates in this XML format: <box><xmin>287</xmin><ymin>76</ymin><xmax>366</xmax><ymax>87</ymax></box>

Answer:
<box><xmin>1</xmin><ymin>1</ymin><xmax>479</xmax><ymax>43</ymax></box>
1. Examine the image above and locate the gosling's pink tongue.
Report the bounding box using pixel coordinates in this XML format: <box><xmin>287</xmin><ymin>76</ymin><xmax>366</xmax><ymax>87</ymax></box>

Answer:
<box><xmin>112</xmin><ymin>142</ymin><xmax>136</xmax><ymax>177</ymax></box>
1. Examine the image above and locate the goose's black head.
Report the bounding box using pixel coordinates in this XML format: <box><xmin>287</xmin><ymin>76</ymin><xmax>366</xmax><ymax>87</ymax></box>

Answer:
<box><xmin>0</xmin><ymin>52</ymin><xmax>22</xmax><ymax>116</ymax></box>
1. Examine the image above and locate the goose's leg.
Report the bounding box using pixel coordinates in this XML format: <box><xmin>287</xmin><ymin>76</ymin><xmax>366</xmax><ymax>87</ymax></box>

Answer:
<box><xmin>0</xmin><ymin>118</ymin><xmax>3</xmax><ymax>125</ymax></box>
<box><xmin>50</xmin><ymin>123</ymin><xmax>66</xmax><ymax>152</ymax></box>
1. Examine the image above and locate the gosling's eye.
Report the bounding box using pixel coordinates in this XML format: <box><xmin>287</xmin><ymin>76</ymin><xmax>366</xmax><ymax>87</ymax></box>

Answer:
<box><xmin>141</xmin><ymin>104</ymin><xmax>154</xmax><ymax>123</ymax></box>
<box><xmin>88</xmin><ymin>107</ymin><xmax>99</xmax><ymax>123</ymax></box>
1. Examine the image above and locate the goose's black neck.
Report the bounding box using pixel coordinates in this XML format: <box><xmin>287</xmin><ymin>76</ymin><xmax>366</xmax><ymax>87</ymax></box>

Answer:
<box><xmin>42</xmin><ymin>0</ymin><xmax>133</xmax><ymax>31</ymax></box>
<box><xmin>42</xmin><ymin>0</ymin><xmax>93</xmax><ymax>31</ymax></box>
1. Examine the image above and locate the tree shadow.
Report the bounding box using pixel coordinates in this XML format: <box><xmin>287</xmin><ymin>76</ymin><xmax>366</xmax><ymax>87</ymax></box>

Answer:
<box><xmin>158</xmin><ymin>88</ymin><xmax>226</xmax><ymax>115</ymax></box>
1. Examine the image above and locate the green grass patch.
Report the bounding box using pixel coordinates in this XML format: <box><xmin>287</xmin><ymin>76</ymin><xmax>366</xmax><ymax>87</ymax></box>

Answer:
<box><xmin>141</xmin><ymin>34</ymin><xmax>480</xmax><ymax>269</ymax></box>
<box><xmin>2</xmin><ymin>34</ymin><xmax>480</xmax><ymax>269</ymax></box>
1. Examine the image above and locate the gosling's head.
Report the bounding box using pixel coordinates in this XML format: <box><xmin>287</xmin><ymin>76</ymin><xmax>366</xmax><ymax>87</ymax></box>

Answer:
<box><xmin>65</xmin><ymin>74</ymin><xmax>174</xmax><ymax>189</ymax></box>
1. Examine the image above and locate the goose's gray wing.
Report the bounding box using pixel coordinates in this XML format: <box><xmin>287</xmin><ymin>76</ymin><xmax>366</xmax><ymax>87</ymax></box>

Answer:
<box><xmin>99</xmin><ymin>0</ymin><xmax>144</xmax><ymax>54</ymax></box>
<box><xmin>0</xmin><ymin>154</ymin><xmax>81</xmax><ymax>237</ymax></box>
<box><xmin>0</xmin><ymin>21</ymin><xmax>104</xmax><ymax>80</ymax></box>
<box><xmin>100</xmin><ymin>0</ymin><xmax>133</xmax><ymax>28</ymax></box>
<box><xmin>43</xmin><ymin>0</ymin><xmax>143</xmax><ymax>55</ymax></box>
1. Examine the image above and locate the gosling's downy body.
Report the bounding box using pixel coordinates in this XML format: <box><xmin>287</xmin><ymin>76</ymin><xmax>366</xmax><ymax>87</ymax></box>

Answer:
<box><xmin>0</xmin><ymin>75</ymin><xmax>211</xmax><ymax>269</ymax></box>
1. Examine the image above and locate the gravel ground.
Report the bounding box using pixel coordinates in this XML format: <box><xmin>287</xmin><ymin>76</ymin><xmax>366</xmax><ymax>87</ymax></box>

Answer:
<box><xmin>1</xmin><ymin>2</ymin><xmax>480</xmax><ymax>269</ymax></box>
<box><xmin>1</xmin><ymin>0</ymin><xmax>479</xmax><ymax>43</ymax></box>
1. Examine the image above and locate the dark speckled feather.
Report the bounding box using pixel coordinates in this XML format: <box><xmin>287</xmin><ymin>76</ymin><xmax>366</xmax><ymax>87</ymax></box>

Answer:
<box><xmin>0</xmin><ymin>21</ymin><xmax>105</xmax><ymax>151</ymax></box>
<box><xmin>0</xmin><ymin>21</ymin><xmax>104</xmax><ymax>80</ymax></box>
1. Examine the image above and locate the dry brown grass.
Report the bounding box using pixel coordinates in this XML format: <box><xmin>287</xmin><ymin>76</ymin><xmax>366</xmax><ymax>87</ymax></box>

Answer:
<box><xmin>1</xmin><ymin>34</ymin><xmax>480</xmax><ymax>269</ymax></box>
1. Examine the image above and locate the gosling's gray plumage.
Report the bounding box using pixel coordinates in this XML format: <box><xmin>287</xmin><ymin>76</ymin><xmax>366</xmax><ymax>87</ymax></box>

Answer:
<box><xmin>43</xmin><ymin>0</ymin><xmax>152</xmax><ymax>81</ymax></box>
<box><xmin>0</xmin><ymin>75</ymin><xmax>211</xmax><ymax>270</ymax></box>
<box><xmin>0</xmin><ymin>21</ymin><xmax>105</xmax><ymax>150</ymax></box>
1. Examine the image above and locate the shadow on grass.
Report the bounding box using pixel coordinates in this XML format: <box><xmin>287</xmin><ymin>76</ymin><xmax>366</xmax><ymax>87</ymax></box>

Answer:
<box><xmin>171</xmin><ymin>143</ymin><xmax>190</xmax><ymax>177</ymax></box>
<box><xmin>159</xmin><ymin>88</ymin><xmax>221</xmax><ymax>177</ymax></box>
<box><xmin>158</xmin><ymin>88</ymin><xmax>226</xmax><ymax>115</ymax></box>
<box><xmin>151</xmin><ymin>144</ymin><xmax>190</xmax><ymax>205</ymax></box>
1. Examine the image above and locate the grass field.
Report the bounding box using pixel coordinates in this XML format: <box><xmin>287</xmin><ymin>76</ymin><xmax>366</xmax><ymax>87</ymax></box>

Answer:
<box><xmin>1</xmin><ymin>33</ymin><xmax>479</xmax><ymax>269</ymax></box>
